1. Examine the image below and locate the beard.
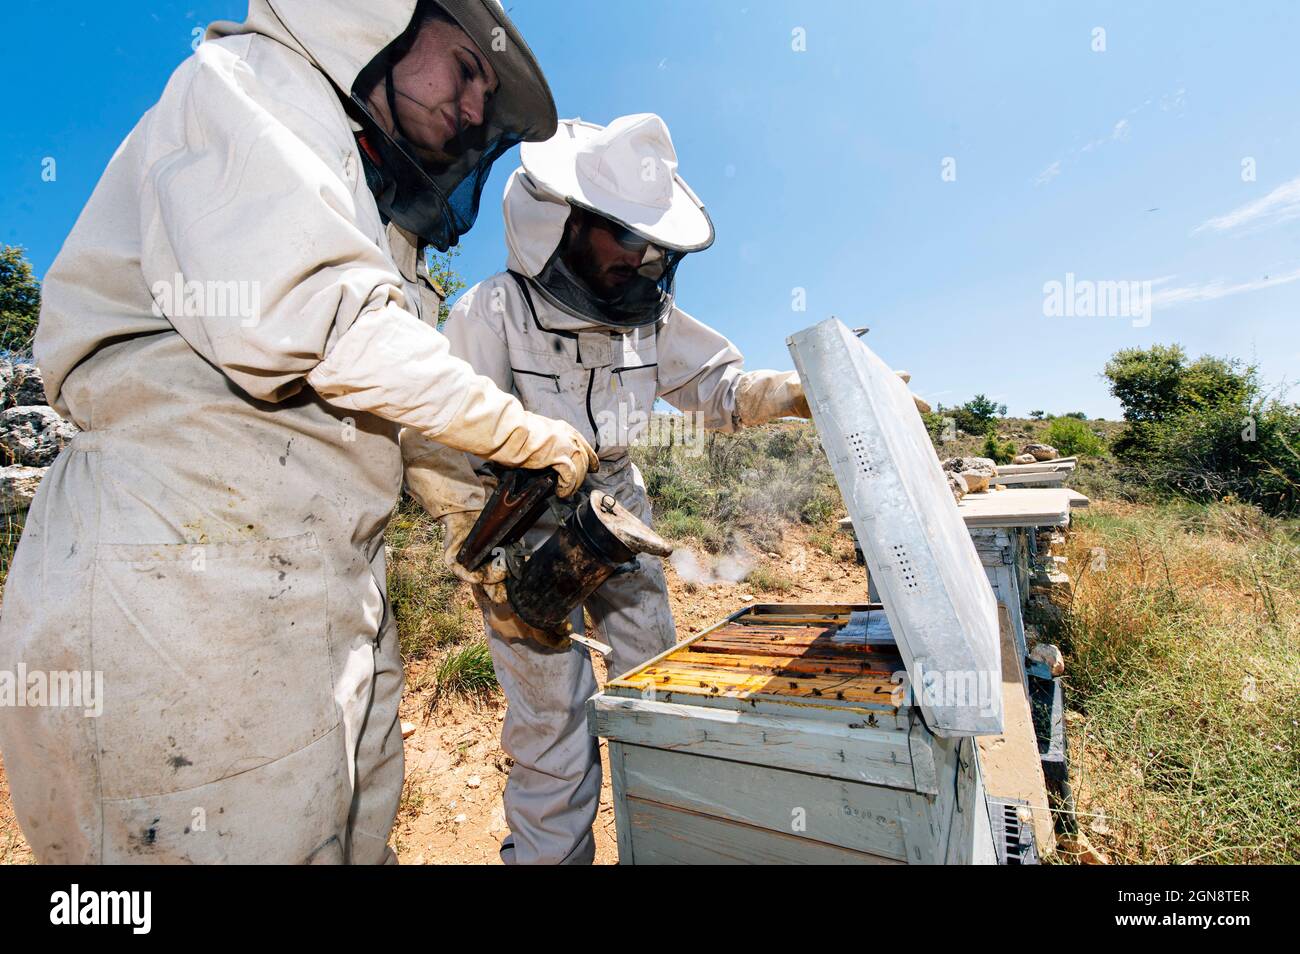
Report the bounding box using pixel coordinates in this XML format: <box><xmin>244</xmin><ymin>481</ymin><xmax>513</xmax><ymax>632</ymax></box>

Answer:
<box><xmin>564</xmin><ymin>229</ymin><xmax>635</xmax><ymax>298</ymax></box>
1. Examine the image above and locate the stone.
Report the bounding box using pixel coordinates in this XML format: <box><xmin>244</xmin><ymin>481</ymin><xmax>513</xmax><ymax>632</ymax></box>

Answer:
<box><xmin>3</xmin><ymin>364</ymin><xmax>47</xmax><ymax>409</ymax></box>
<box><xmin>942</xmin><ymin>456</ymin><xmax>997</xmax><ymax>478</ymax></box>
<box><xmin>1013</xmin><ymin>453</ymin><xmax>1037</xmax><ymax>465</ymax></box>
<box><xmin>1029</xmin><ymin>641</ymin><xmax>1065</xmax><ymax>676</ymax></box>
<box><xmin>1</xmin><ymin>464</ymin><xmax>47</xmax><ymax>515</ymax></box>
<box><xmin>942</xmin><ymin>456</ymin><xmax>995</xmax><ymax>495</ymax></box>
<box><xmin>0</xmin><ymin>406</ymin><xmax>79</xmax><ymax>467</ymax></box>
<box><xmin>946</xmin><ymin>472</ymin><xmax>967</xmax><ymax>501</ymax></box>
<box><xmin>946</xmin><ymin>471</ymin><xmax>966</xmax><ymax>502</ymax></box>
<box><xmin>0</xmin><ymin>359</ymin><xmax>12</xmax><ymax>400</ymax></box>
<box><xmin>1023</xmin><ymin>442</ymin><xmax>1059</xmax><ymax>461</ymax></box>
<box><xmin>1059</xmin><ymin>831</ymin><xmax>1110</xmax><ymax>865</ymax></box>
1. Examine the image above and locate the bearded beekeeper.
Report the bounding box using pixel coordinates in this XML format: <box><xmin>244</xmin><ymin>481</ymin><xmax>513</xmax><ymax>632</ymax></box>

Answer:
<box><xmin>0</xmin><ymin>0</ymin><xmax>598</xmax><ymax>864</ymax></box>
<box><xmin>403</xmin><ymin>113</ymin><xmax>829</xmax><ymax>864</ymax></box>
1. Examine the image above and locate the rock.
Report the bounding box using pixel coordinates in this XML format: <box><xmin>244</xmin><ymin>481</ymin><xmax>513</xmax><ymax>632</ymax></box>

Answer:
<box><xmin>0</xmin><ymin>359</ymin><xmax>12</xmax><ymax>400</ymax></box>
<box><xmin>943</xmin><ymin>456</ymin><xmax>995</xmax><ymax>495</ymax></box>
<box><xmin>946</xmin><ymin>472</ymin><xmax>966</xmax><ymax>502</ymax></box>
<box><xmin>1</xmin><ymin>464</ymin><xmax>47</xmax><ymax>515</ymax></box>
<box><xmin>1023</xmin><ymin>442</ymin><xmax>1059</xmax><ymax>461</ymax></box>
<box><xmin>400</xmin><ymin>721</ymin><xmax>416</xmax><ymax>740</ymax></box>
<box><xmin>0</xmin><ymin>406</ymin><xmax>79</xmax><ymax>466</ymax></box>
<box><xmin>1059</xmin><ymin>831</ymin><xmax>1110</xmax><ymax>865</ymax></box>
<box><xmin>1029</xmin><ymin>642</ymin><xmax>1065</xmax><ymax>676</ymax></box>
<box><xmin>942</xmin><ymin>456</ymin><xmax>997</xmax><ymax>478</ymax></box>
<box><xmin>1013</xmin><ymin>453</ymin><xmax>1037</xmax><ymax>465</ymax></box>
<box><xmin>3</xmin><ymin>364</ymin><xmax>47</xmax><ymax>409</ymax></box>
<box><xmin>466</xmin><ymin>775</ymin><xmax>482</xmax><ymax>789</ymax></box>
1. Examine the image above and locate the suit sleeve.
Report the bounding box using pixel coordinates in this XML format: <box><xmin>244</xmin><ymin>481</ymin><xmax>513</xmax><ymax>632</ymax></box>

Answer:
<box><xmin>655</xmin><ymin>306</ymin><xmax>746</xmax><ymax>432</ymax></box>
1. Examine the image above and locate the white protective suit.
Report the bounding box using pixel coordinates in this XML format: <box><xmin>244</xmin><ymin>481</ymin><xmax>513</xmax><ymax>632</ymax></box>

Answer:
<box><xmin>0</xmin><ymin>0</ymin><xmax>592</xmax><ymax>864</ymax></box>
<box><xmin>413</xmin><ymin>133</ymin><xmax>811</xmax><ymax>863</ymax></box>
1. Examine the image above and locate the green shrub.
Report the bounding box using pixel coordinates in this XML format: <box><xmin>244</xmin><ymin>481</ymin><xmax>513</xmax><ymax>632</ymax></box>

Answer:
<box><xmin>1043</xmin><ymin>416</ymin><xmax>1105</xmax><ymax>457</ymax></box>
<box><xmin>981</xmin><ymin>427</ymin><xmax>1016</xmax><ymax>465</ymax></box>
<box><xmin>1104</xmin><ymin>343</ymin><xmax>1300</xmax><ymax>515</ymax></box>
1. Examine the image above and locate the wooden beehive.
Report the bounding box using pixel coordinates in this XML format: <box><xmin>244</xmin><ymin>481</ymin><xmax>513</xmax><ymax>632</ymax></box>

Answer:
<box><xmin>588</xmin><ymin>319</ymin><xmax>1006</xmax><ymax>864</ymax></box>
<box><xmin>589</xmin><ymin>602</ymin><xmax>996</xmax><ymax>864</ymax></box>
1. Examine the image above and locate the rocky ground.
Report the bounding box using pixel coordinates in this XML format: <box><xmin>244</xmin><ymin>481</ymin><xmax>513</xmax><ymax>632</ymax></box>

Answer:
<box><xmin>1</xmin><ymin>359</ymin><xmax>78</xmax><ymax>515</ymax></box>
<box><xmin>0</xmin><ymin>522</ymin><xmax>866</xmax><ymax>865</ymax></box>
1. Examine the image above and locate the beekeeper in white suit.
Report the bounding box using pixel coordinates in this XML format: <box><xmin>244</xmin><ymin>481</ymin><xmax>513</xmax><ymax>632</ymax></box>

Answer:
<box><xmin>0</xmin><ymin>0</ymin><xmax>597</xmax><ymax>864</ymax></box>
<box><xmin>405</xmin><ymin>114</ymin><xmax>815</xmax><ymax>864</ymax></box>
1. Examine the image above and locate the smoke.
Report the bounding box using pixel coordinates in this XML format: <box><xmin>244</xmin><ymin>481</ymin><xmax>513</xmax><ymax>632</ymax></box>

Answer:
<box><xmin>670</xmin><ymin>543</ymin><xmax>756</xmax><ymax>586</ymax></box>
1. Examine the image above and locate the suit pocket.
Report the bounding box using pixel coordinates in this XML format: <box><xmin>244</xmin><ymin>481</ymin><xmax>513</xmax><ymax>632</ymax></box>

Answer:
<box><xmin>91</xmin><ymin>532</ymin><xmax>338</xmax><ymax>800</ymax></box>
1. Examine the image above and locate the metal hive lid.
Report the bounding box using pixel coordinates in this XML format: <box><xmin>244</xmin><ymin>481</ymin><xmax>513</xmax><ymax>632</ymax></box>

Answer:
<box><xmin>787</xmin><ymin>318</ymin><xmax>1003</xmax><ymax>736</ymax></box>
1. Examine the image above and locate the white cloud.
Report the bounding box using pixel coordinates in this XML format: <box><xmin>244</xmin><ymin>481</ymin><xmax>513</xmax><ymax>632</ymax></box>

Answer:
<box><xmin>1192</xmin><ymin>175</ymin><xmax>1300</xmax><ymax>235</ymax></box>
<box><xmin>1032</xmin><ymin>87</ymin><xmax>1180</xmax><ymax>186</ymax></box>
<box><xmin>1149</xmin><ymin>264</ymin><xmax>1300</xmax><ymax>309</ymax></box>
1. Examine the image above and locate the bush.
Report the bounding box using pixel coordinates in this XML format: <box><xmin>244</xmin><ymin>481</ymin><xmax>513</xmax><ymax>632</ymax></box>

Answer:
<box><xmin>633</xmin><ymin>421</ymin><xmax>844</xmax><ymax>546</ymax></box>
<box><xmin>981</xmin><ymin>427</ymin><xmax>1016</xmax><ymax>465</ymax></box>
<box><xmin>1043</xmin><ymin>416</ymin><xmax>1105</xmax><ymax>457</ymax></box>
<box><xmin>1117</xmin><ymin>402</ymin><xmax>1300</xmax><ymax>515</ymax></box>
<box><xmin>1104</xmin><ymin>343</ymin><xmax>1300</xmax><ymax>515</ymax></box>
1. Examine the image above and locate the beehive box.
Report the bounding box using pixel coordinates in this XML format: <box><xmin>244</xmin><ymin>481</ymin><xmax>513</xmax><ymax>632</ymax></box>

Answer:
<box><xmin>590</xmin><ymin>602</ymin><xmax>996</xmax><ymax>864</ymax></box>
<box><xmin>586</xmin><ymin>318</ymin><xmax>1006</xmax><ymax>864</ymax></box>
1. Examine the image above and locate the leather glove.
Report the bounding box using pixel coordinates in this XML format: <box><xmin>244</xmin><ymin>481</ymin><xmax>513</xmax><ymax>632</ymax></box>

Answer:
<box><xmin>734</xmin><ymin>370</ymin><xmax>810</xmax><ymax>425</ymax></box>
<box><xmin>470</xmin><ymin>583</ymin><xmax>572</xmax><ymax>651</ymax></box>
<box><xmin>441</xmin><ymin>509</ymin><xmax>508</xmax><ymax>603</ymax></box>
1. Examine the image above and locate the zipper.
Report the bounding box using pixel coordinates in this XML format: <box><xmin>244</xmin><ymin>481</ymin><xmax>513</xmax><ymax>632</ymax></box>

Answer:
<box><xmin>586</xmin><ymin>368</ymin><xmax>600</xmax><ymax>452</ymax></box>
<box><xmin>610</xmin><ymin>363</ymin><xmax>658</xmax><ymax>386</ymax></box>
<box><xmin>511</xmin><ymin>367</ymin><xmax>562</xmax><ymax>393</ymax></box>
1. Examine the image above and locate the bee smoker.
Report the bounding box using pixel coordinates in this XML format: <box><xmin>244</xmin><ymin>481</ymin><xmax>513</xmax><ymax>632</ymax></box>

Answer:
<box><xmin>456</xmin><ymin>467</ymin><xmax>672</xmax><ymax>647</ymax></box>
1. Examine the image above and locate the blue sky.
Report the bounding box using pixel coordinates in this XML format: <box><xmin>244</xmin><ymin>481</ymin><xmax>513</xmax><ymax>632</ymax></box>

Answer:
<box><xmin>3</xmin><ymin>1</ymin><xmax>1299</xmax><ymax>418</ymax></box>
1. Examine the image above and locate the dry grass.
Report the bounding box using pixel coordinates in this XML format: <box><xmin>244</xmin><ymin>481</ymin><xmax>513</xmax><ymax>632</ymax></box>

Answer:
<box><xmin>1060</xmin><ymin>499</ymin><xmax>1300</xmax><ymax>863</ymax></box>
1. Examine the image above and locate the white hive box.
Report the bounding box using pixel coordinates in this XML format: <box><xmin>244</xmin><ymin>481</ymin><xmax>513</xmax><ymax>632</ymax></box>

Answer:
<box><xmin>587</xmin><ymin>318</ymin><xmax>1004</xmax><ymax>864</ymax></box>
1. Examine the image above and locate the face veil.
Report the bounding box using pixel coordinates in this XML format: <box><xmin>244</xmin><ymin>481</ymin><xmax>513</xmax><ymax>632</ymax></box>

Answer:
<box><xmin>348</xmin><ymin>0</ymin><xmax>553</xmax><ymax>250</ymax></box>
<box><xmin>528</xmin><ymin>204</ymin><xmax>698</xmax><ymax>329</ymax></box>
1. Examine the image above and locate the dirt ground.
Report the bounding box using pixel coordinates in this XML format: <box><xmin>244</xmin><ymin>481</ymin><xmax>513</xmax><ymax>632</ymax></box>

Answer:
<box><xmin>0</xmin><ymin>524</ymin><xmax>865</xmax><ymax>866</ymax></box>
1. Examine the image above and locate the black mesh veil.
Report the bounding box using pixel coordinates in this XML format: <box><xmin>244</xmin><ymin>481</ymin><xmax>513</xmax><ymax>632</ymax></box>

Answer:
<box><xmin>350</xmin><ymin>1</ymin><xmax>524</xmax><ymax>250</ymax></box>
<box><xmin>527</xmin><ymin>200</ymin><xmax>710</xmax><ymax>328</ymax></box>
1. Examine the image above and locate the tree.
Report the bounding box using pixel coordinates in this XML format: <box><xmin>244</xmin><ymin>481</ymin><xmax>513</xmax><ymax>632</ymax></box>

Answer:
<box><xmin>947</xmin><ymin>393</ymin><xmax>1007</xmax><ymax>435</ymax></box>
<box><xmin>426</xmin><ymin>246</ymin><xmax>467</xmax><ymax>328</ymax></box>
<box><xmin>1103</xmin><ymin>344</ymin><xmax>1252</xmax><ymax>424</ymax></box>
<box><xmin>1102</xmin><ymin>342</ymin><xmax>1299</xmax><ymax>514</ymax></box>
<box><xmin>0</xmin><ymin>245</ymin><xmax>41</xmax><ymax>355</ymax></box>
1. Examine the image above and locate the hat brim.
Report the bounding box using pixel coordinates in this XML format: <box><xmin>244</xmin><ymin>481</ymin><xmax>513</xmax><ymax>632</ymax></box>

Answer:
<box><xmin>521</xmin><ymin>120</ymin><xmax>715</xmax><ymax>252</ymax></box>
<box><xmin>439</xmin><ymin>0</ymin><xmax>557</xmax><ymax>143</ymax></box>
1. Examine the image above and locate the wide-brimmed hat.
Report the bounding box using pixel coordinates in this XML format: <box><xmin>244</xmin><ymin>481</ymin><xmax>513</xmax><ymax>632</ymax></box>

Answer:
<box><xmin>520</xmin><ymin>114</ymin><xmax>714</xmax><ymax>252</ymax></box>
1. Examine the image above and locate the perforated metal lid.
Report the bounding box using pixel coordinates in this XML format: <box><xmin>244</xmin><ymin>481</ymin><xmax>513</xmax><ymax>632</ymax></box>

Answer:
<box><xmin>788</xmin><ymin>318</ymin><xmax>1002</xmax><ymax>736</ymax></box>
